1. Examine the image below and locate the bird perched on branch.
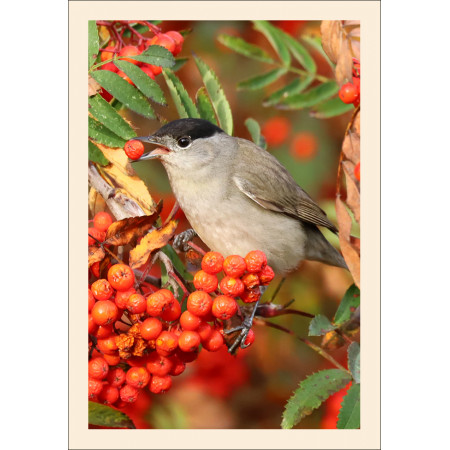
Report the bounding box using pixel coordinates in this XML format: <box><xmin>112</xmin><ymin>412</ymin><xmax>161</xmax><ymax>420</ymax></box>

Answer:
<box><xmin>134</xmin><ymin>118</ymin><xmax>347</xmax><ymax>350</ymax></box>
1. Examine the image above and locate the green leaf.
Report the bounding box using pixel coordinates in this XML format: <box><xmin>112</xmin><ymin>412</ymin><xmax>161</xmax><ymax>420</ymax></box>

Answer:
<box><xmin>122</xmin><ymin>23</ymin><xmax>149</xmax><ymax>37</ymax></box>
<box><xmin>114</xmin><ymin>60</ymin><xmax>166</xmax><ymax>105</ymax></box>
<box><xmin>88</xmin><ymin>94</ymin><xmax>137</xmax><ymax>140</ymax></box>
<box><xmin>91</xmin><ymin>70</ymin><xmax>155</xmax><ymax>118</ymax></box>
<box><xmin>88</xmin><ymin>401</ymin><xmax>135</xmax><ymax>429</ymax></box>
<box><xmin>161</xmin><ymin>245</ymin><xmax>193</xmax><ymax>282</ymax></box>
<box><xmin>347</xmin><ymin>342</ymin><xmax>360</xmax><ymax>383</ymax></box>
<box><xmin>196</xmin><ymin>87</ymin><xmax>218</xmax><ymax>125</ymax></box>
<box><xmin>88</xmin><ymin>21</ymin><xmax>99</xmax><ymax>69</ymax></box>
<box><xmin>337</xmin><ymin>384</ymin><xmax>360</xmax><ymax>429</ymax></box>
<box><xmin>282</xmin><ymin>369</ymin><xmax>352</xmax><ymax>429</ymax></box>
<box><xmin>282</xmin><ymin>33</ymin><xmax>316</xmax><ymax>73</ymax></box>
<box><xmin>245</xmin><ymin>118</ymin><xmax>267</xmax><ymax>150</ymax></box>
<box><xmin>308</xmin><ymin>314</ymin><xmax>337</xmax><ymax>336</ymax></box>
<box><xmin>88</xmin><ymin>140</ymin><xmax>110</xmax><ymax>166</ymax></box>
<box><xmin>131</xmin><ymin>45</ymin><xmax>175</xmax><ymax>67</ymax></box>
<box><xmin>88</xmin><ymin>116</ymin><xmax>127</xmax><ymax>148</ymax></box>
<box><xmin>310</xmin><ymin>97</ymin><xmax>354</xmax><ymax>119</ymax></box>
<box><xmin>172</xmin><ymin>57</ymin><xmax>189</xmax><ymax>72</ymax></box>
<box><xmin>334</xmin><ymin>284</ymin><xmax>360</xmax><ymax>325</ymax></box>
<box><xmin>278</xmin><ymin>81</ymin><xmax>339</xmax><ymax>110</ymax></box>
<box><xmin>237</xmin><ymin>68</ymin><xmax>287</xmax><ymax>91</ymax></box>
<box><xmin>253</xmin><ymin>21</ymin><xmax>291</xmax><ymax>67</ymax></box>
<box><xmin>217</xmin><ymin>34</ymin><xmax>274</xmax><ymax>63</ymax></box>
<box><xmin>262</xmin><ymin>75</ymin><xmax>314</xmax><ymax>107</ymax></box>
<box><xmin>194</xmin><ymin>55</ymin><xmax>233</xmax><ymax>135</ymax></box>
<box><xmin>302</xmin><ymin>35</ymin><xmax>335</xmax><ymax>70</ymax></box>
<box><xmin>163</xmin><ymin>69</ymin><xmax>199</xmax><ymax>119</ymax></box>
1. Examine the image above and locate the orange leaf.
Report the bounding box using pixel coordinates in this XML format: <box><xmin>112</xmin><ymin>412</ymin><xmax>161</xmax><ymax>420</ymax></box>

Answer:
<box><xmin>88</xmin><ymin>246</ymin><xmax>106</xmax><ymax>267</ymax></box>
<box><xmin>342</xmin><ymin>161</ymin><xmax>360</xmax><ymax>223</ymax></box>
<box><xmin>129</xmin><ymin>220</ymin><xmax>178</xmax><ymax>269</ymax></box>
<box><xmin>104</xmin><ymin>202</ymin><xmax>162</xmax><ymax>247</ymax></box>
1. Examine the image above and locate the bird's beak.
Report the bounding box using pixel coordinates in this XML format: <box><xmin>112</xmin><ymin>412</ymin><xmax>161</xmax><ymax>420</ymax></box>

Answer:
<box><xmin>132</xmin><ymin>135</ymin><xmax>170</xmax><ymax>161</ymax></box>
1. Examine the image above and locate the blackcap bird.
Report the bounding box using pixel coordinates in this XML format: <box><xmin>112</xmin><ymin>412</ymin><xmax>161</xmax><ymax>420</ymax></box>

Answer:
<box><xmin>135</xmin><ymin>118</ymin><xmax>347</xmax><ymax>350</ymax></box>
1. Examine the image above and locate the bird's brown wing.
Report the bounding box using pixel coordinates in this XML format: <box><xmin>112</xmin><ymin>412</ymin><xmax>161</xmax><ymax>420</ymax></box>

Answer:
<box><xmin>232</xmin><ymin>138</ymin><xmax>338</xmax><ymax>233</ymax></box>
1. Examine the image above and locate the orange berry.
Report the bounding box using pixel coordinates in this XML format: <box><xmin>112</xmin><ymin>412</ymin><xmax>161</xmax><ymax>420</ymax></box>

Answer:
<box><xmin>223</xmin><ymin>255</ymin><xmax>247</xmax><ymax>278</ymax></box>
<box><xmin>146</xmin><ymin>352</ymin><xmax>173</xmax><ymax>376</ymax></box>
<box><xmin>197</xmin><ymin>322</ymin><xmax>213</xmax><ymax>342</ymax></box>
<box><xmin>149</xmin><ymin>375</ymin><xmax>172</xmax><ymax>394</ymax></box>
<box><xmin>124</xmin><ymin>139</ymin><xmax>145</xmax><ymax>160</ymax></box>
<box><xmin>179</xmin><ymin>310</ymin><xmax>202</xmax><ymax>331</ymax></box>
<box><xmin>88</xmin><ymin>314</ymin><xmax>98</xmax><ymax>334</ymax></box>
<box><xmin>241</xmin><ymin>273</ymin><xmax>260</xmax><ymax>290</ymax></box>
<box><xmin>147</xmin><ymin>289</ymin><xmax>175</xmax><ymax>317</ymax></box>
<box><xmin>178</xmin><ymin>331</ymin><xmax>201</xmax><ymax>352</ymax></box>
<box><xmin>261</xmin><ymin>116</ymin><xmax>291</xmax><ymax>147</ymax></box>
<box><xmin>165</xmin><ymin>30</ymin><xmax>184</xmax><ymax>55</ymax></box>
<box><xmin>126</xmin><ymin>293</ymin><xmax>147</xmax><ymax>314</ymax></box>
<box><xmin>101</xmin><ymin>45</ymin><xmax>115</xmax><ymax>62</ymax></box>
<box><xmin>140</xmin><ymin>64</ymin><xmax>156</xmax><ymax>79</ymax></box>
<box><xmin>107</xmin><ymin>264</ymin><xmax>135</xmax><ymax>291</ymax></box>
<box><xmin>212</xmin><ymin>296</ymin><xmax>238</xmax><ymax>320</ymax></box>
<box><xmin>241</xmin><ymin>287</ymin><xmax>261</xmax><ymax>304</ymax></box>
<box><xmin>156</xmin><ymin>330</ymin><xmax>178</xmax><ymax>356</ymax></box>
<box><xmin>96</xmin><ymin>336</ymin><xmax>118</xmax><ymax>355</ymax></box>
<box><xmin>354</xmin><ymin>162</ymin><xmax>360</xmax><ymax>181</ymax></box>
<box><xmin>243</xmin><ymin>329</ymin><xmax>255</xmax><ymax>347</ymax></box>
<box><xmin>88</xmin><ymin>289</ymin><xmax>95</xmax><ymax>312</ymax></box>
<box><xmin>202</xmin><ymin>330</ymin><xmax>224</xmax><ymax>352</ymax></box>
<box><xmin>119</xmin><ymin>384</ymin><xmax>140</xmax><ymax>403</ymax></box>
<box><xmin>88</xmin><ymin>227</ymin><xmax>105</xmax><ymax>246</ymax></box>
<box><xmin>107</xmin><ymin>367</ymin><xmax>126</xmax><ymax>387</ymax></box>
<box><xmin>169</xmin><ymin>354</ymin><xmax>186</xmax><ymax>376</ymax></box>
<box><xmin>126</xmin><ymin>367</ymin><xmax>151</xmax><ymax>389</ymax></box>
<box><xmin>258</xmin><ymin>265</ymin><xmax>275</xmax><ymax>285</ymax></box>
<box><xmin>114</xmin><ymin>287</ymin><xmax>136</xmax><ymax>309</ymax></box>
<box><xmin>91</xmin><ymin>300</ymin><xmax>118</xmax><ymax>326</ymax></box>
<box><xmin>88</xmin><ymin>378</ymin><xmax>104</xmax><ymax>398</ymax></box>
<box><xmin>103</xmin><ymin>353</ymin><xmax>120</xmax><ymax>366</ymax></box>
<box><xmin>219</xmin><ymin>276</ymin><xmax>245</xmax><ymax>297</ymax></box>
<box><xmin>290</xmin><ymin>132</ymin><xmax>318</xmax><ymax>161</ymax></box>
<box><xmin>118</xmin><ymin>45</ymin><xmax>141</xmax><ymax>65</ymax></box>
<box><xmin>140</xmin><ymin>317</ymin><xmax>163</xmax><ymax>340</ymax></box>
<box><xmin>90</xmin><ymin>261</ymin><xmax>101</xmax><ymax>278</ymax></box>
<box><xmin>245</xmin><ymin>250</ymin><xmax>267</xmax><ymax>273</ymax></box>
<box><xmin>201</xmin><ymin>251</ymin><xmax>224</xmax><ymax>274</ymax></box>
<box><xmin>187</xmin><ymin>291</ymin><xmax>213</xmax><ymax>317</ymax></box>
<box><xmin>93</xmin><ymin>211</ymin><xmax>113</xmax><ymax>232</ymax></box>
<box><xmin>91</xmin><ymin>279</ymin><xmax>114</xmax><ymax>301</ymax></box>
<box><xmin>193</xmin><ymin>270</ymin><xmax>218</xmax><ymax>293</ymax></box>
<box><xmin>88</xmin><ymin>357</ymin><xmax>109</xmax><ymax>380</ymax></box>
<box><xmin>99</xmin><ymin>384</ymin><xmax>119</xmax><ymax>405</ymax></box>
<box><xmin>148</xmin><ymin>34</ymin><xmax>176</xmax><ymax>53</ymax></box>
<box><xmin>95</xmin><ymin>324</ymin><xmax>113</xmax><ymax>339</ymax></box>
<box><xmin>160</xmin><ymin>299</ymin><xmax>181</xmax><ymax>322</ymax></box>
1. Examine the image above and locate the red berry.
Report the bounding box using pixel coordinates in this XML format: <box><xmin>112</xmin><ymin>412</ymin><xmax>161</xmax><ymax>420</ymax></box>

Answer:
<box><xmin>160</xmin><ymin>299</ymin><xmax>181</xmax><ymax>322</ymax></box>
<box><xmin>88</xmin><ymin>289</ymin><xmax>95</xmax><ymax>312</ymax></box>
<box><xmin>201</xmin><ymin>251</ymin><xmax>224</xmax><ymax>274</ymax></box>
<box><xmin>126</xmin><ymin>293</ymin><xmax>147</xmax><ymax>314</ymax></box>
<box><xmin>107</xmin><ymin>367</ymin><xmax>126</xmax><ymax>387</ymax></box>
<box><xmin>179</xmin><ymin>310</ymin><xmax>202</xmax><ymax>331</ymax></box>
<box><xmin>148</xmin><ymin>34</ymin><xmax>176</xmax><ymax>53</ymax></box>
<box><xmin>101</xmin><ymin>62</ymin><xmax>118</xmax><ymax>73</ymax></box>
<box><xmin>99</xmin><ymin>384</ymin><xmax>119</xmax><ymax>405</ymax></box>
<box><xmin>193</xmin><ymin>270</ymin><xmax>218</xmax><ymax>293</ymax></box>
<box><xmin>243</xmin><ymin>329</ymin><xmax>255</xmax><ymax>347</ymax></box>
<box><xmin>197</xmin><ymin>322</ymin><xmax>213</xmax><ymax>342</ymax></box>
<box><xmin>140</xmin><ymin>65</ymin><xmax>156</xmax><ymax>79</ymax></box>
<box><xmin>202</xmin><ymin>330</ymin><xmax>224</xmax><ymax>352</ymax></box>
<box><xmin>91</xmin><ymin>300</ymin><xmax>118</xmax><ymax>326</ymax></box>
<box><xmin>219</xmin><ymin>276</ymin><xmax>245</xmax><ymax>297</ymax></box>
<box><xmin>96</xmin><ymin>336</ymin><xmax>118</xmax><ymax>355</ymax></box>
<box><xmin>187</xmin><ymin>291</ymin><xmax>213</xmax><ymax>317</ymax></box>
<box><xmin>146</xmin><ymin>64</ymin><xmax>162</xmax><ymax>76</ymax></box>
<box><xmin>290</xmin><ymin>132</ymin><xmax>318</xmax><ymax>161</ymax></box>
<box><xmin>90</xmin><ymin>261</ymin><xmax>101</xmax><ymax>278</ymax></box>
<box><xmin>88</xmin><ymin>227</ymin><xmax>105</xmax><ymax>246</ymax></box>
<box><xmin>258</xmin><ymin>265</ymin><xmax>275</xmax><ymax>285</ymax></box>
<box><xmin>212</xmin><ymin>296</ymin><xmax>238</xmax><ymax>320</ymax></box>
<box><xmin>140</xmin><ymin>317</ymin><xmax>163</xmax><ymax>340</ymax></box>
<box><xmin>114</xmin><ymin>287</ymin><xmax>136</xmax><ymax>309</ymax></box>
<box><xmin>147</xmin><ymin>289</ymin><xmax>175</xmax><ymax>317</ymax></box>
<box><xmin>240</xmin><ymin>287</ymin><xmax>261</xmax><ymax>304</ymax></box>
<box><xmin>126</xmin><ymin>367</ymin><xmax>151</xmax><ymax>388</ymax></box>
<box><xmin>124</xmin><ymin>139</ymin><xmax>145</xmax><ymax>160</ymax></box>
<box><xmin>95</xmin><ymin>324</ymin><xmax>113</xmax><ymax>339</ymax></box>
<box><xmin>88</xmin><ymin>357</ymin><xmax>109</xmax><ymax>380</ymax></box>
<box><xmin>93</xmin><ymin>212</ymin><xmax>113</xmax><ymax>232</ymax></box>
<box><xmin>156</xmin><ymin>331</ymin><xmax>178</xmax><ymax>356</ymax></box>
<box><xmin>338</xmin><ymin>83</ymin><xmax>359</xmax><ymax>104</ymax></box>
<box><xmin>175</xmin><ymin>348</ymin><xmax>199</xmax><ymax>363</ymax></box>
<box><xmin>261</xmin><ymin>116</ymin><xmax>291</xmax><ymax>147</ymax></box>
<box><xmin>118</xmin><ymin>45</ymin><xmax>141</xmax><ymax>65</ymax></box>
<box><xmin>178</xmin><ymin>331</ymin><xmax>201</xmax><ymax>352</ymax></box>
<box><xmin>354</xmin><ymin>162</ymin><xmax>360</xmax><ymax>181</ymax></box>
<box><xmin>245</xmin><ymin>250</ymin><xmax>268</xmax><ymax>273</ymax></box>
<box><xmin>146</xmin><ymin>352</ymin><xmax>173</xmax><ymax>376</ymax></box>
<box><xmin>117</xmin><ymin>70</ymin><xmax>134</xmax><ymax>85</ymax></box>
<box><xmin>241</xmin><ymin>273</ymin><xmax>260</xmax><ymax>290</ymax></box>
<box><xmin>91</xmin><ymin>279</ymin><xmax>114</xmax><ymax>301</ymax></box>
<box><xmin>169</xmin><ymin>354</ymin><xmax>186</xmax><ymax>376</ymax></box>
<box><xmin>88</xmin><ymin>378</ymin><xmax>104</xmax><ymax>398</ymax></box>
<box><xmin>107</xmin><ymin>264</ymin><xmax>135</xmax><ymax>291</ymax></box>
<box><xmin>352</xmin><ymin>76</ymin><xmax>360</xmax><ymax>93</ymax></box>
<box><xmin>119</xmin><ymin>384</ymin><xmax>140</xmax><ymax>403</ymax></box>
<box><xmin>88</xmin><ymin>314</ymin><xmax>98</xmax><ymax>334</ymax></box>
<box><xmin>149</xmin><ymin>375</ymin><xmax>172</xmax><ymax>394</ymax></box>
<box><xmin>101</xmin><ymin>46</ymin><xmax>115</xmax><ymax>62</ymax></box>
<box><xmin>223</xmin><ymin>255</ymin><xmax>246</xmax><ymax>278</ymax></box>
<box><xmin>103</xmin><ymin>353</ymin><xmax>120</xmax><ymax>366</ymax></box>
<box><xmin>165</xmin><ymin>30</ymin><xmax>184</xmax><ymax>55</ymax></box>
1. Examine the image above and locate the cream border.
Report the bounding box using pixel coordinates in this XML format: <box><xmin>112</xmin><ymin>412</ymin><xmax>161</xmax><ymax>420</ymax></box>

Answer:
<box><xmin>70</xmin><ymin>2</ymin><xmax>380</xmax><ymax>448</ymax></box>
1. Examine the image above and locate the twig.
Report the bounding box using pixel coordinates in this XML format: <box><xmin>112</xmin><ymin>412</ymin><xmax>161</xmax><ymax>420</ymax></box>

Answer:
<box><xmin>164</xmin><ymin>200</ymin><xmax>180</xmax><ymax>226</ymax></box>
<box><xmin>186</xmin><ymin>241</ymin><xmax>206</xmax><ymax>256</ymax></box>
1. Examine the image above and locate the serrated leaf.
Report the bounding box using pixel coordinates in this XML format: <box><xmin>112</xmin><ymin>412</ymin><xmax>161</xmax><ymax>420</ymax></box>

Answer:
<box><xmin>337</xmin><ymin>383</ymin><xmax>360</xmax><ymax>429</ymax></box>
<box><xmin>302</xmin><ymin>35</ymin><xmax>335</xmax><ymax>70</ymax></box>
<box><xmin>88</xmin><ymin>21</ymin><xmax>99</xmax><ymax>69</ymax></box>
<box><xmin>88</xmin><ymin>94</ymin><xmax>137</xmax><ymax>140</ymax></box>
<box><xmin>172</xmin><ymin>57</ymin><xmax>189</xmax><ymax>72</ymax></box>
<box><xmin>163</xmin><ymin>69</ymin><xmax>199</xmax><ymax>119</ymax></box>
<box><xmin>282</xmin><ymin>33</ymin><xmax>316</xmax><ymax>73</ymax></box>
<box><xmin>347</xmin><ymin>342</ymin><xmax>360</xmax><ymax>383</ymax></box>
<box><xmin>194</xmin><ymin>55</ymin><xmax>233</xmax><ymax>135</ymax></box>
<box><xmin>277</xmin><ymin>81</ymin><xmax>339</xmax><ymax>110</ymax></box>
<box><xmin>196</xmin><ymin>87</ymin><xmax>218</xmax><ymax>125</ymax></box>
<box><xmin>281</xmin><ymin>369</ymin><xmax>352</xmax><ymax>429</ymax></box>
<box><xmin>263</xmin><ymin>75</ymin><xmax>314</xmax><ymax>107</ymax></box>
<box><xmin>245</xmin><ymin>118</ymin><xmax>267</xmax><ymax>150</ymax></box>
<box><xmin>253</xmin><ymin>20</ymin><xmax>291</xmax><ymax>66</ymax></box>
<box><xmin>114</xmin><ymin>60</ymin><xmax>166</xmax><ymax>105</ymax></box>
<box><xmin>217</xmin><ymin>34</ymin><xmax>274</xmax><ymax>63</ymax></box>
<box><xmin>88</xmin><ymin>140</ymin><xmax>110</xmax><ymax>166</ymax></box>
<box><xmin>334</xmin><ymin>284</ymin><xmax>360</xmax><ymax>325</ymax></box>
<box><xmin>88</xmin><ymin>116</ymin><xmax>127</xmax><ymax>148</ymax></box>
<box><xmin>237</xmin><ymin>68</ymin><xmax>287</xmax><ymax>91</ymax></box>
<box><xmin>308</xmin><ymin>314</ymin><xmax>337</xmax><ymax>336</ymax></box>
<box><xmin>310</xmin><ymin>96</ymin><xmax>354</xmax><ymax>119</ymax></box>
<box><xmin>91</xmin><ymin>70</ymin><xmax>155</xmax><ymax>118</ymax></box>
<box><xmin>88</xmin><ymin>401</ymin><xmax>135</xmax><ymax>429</ymax></box>
<box><xmin>130</xmin><ymin>45</ymin><xmax>175</xmax><ymax>67</ymax></box>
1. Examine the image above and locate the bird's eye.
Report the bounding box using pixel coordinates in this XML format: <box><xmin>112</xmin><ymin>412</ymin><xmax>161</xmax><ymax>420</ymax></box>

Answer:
<box><xmin>177</xmin><ymin>136</ymin><xmax>191</xmax><ymax>148</ymax></box>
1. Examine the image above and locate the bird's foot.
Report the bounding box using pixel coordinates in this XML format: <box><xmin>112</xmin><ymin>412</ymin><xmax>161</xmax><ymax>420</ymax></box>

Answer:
<box><xmin>173</xmin><ymin>228</ymin><xmax>197</xmax><ymax>252</ymax></box>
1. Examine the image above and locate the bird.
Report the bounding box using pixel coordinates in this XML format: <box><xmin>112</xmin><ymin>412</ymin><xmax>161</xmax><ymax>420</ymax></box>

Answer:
<box><xmin>134</xmin><ymin>118</ymin><xmax>347</xmax><ymax>350</ymax></box>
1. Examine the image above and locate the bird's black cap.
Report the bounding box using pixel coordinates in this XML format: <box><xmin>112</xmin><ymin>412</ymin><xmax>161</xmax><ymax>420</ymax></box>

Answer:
<box><xmin>153</xmin><ymin>118</ymin><xmax>225</xmax><ymax>141</ymax></box>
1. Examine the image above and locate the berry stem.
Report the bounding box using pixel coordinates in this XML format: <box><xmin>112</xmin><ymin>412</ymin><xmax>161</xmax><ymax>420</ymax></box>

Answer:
<box><xmin>186</xmin><ymin>241</ymin><xmax>206</xmax><ymax>256</ymax></box>
<box><xmin>269</xmin><ymin>277</ymin><xmax>286</xmax><ymax>302</ymax></box>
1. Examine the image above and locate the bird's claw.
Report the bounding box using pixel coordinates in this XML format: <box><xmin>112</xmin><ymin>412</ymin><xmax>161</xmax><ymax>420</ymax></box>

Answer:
<box><xmin>173</xmin><ymin>229</ymin><xmax>197</xmax><ymax>252</ymax></box>
<box><xmin>225</xmin><ymin>308</ymin><xmax>257</xmax><ymax>353</ymax></box>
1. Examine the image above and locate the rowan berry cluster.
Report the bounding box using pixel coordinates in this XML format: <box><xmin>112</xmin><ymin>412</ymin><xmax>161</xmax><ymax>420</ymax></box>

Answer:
<box><xmin>88</xmin><ymin>211</ymin><xmax>274</xmax><ymax>408</ymax></box>
<box><xmin>338</xmin><ymin>58</ymin><xmax>360</xmax><ymax>107</ymax></box>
